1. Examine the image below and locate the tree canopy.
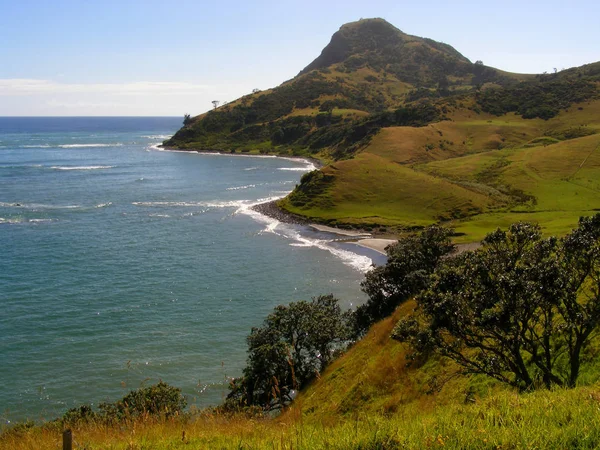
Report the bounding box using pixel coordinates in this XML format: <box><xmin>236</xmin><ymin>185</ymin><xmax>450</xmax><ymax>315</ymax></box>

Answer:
<box><xmin>354</xmin><ymin>226</ymin><xmax>455</xmax><ymax>336</ymax></box>
<box><xmin>226</xmin><ymin>295</ymin><xmax>352</xmax><ymax>410</ymax></box>
<box><xmin>393</xmin><ymin>215</ymin><xmax>600</xmax><ymax>390</ymax></box>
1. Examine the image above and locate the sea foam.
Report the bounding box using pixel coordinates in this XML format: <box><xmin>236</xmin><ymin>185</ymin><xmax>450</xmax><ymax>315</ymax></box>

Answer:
<box><xmin>58</xmin><ymin>143</ymin><xmax>123</xmax><ymax>148</ymax></box>
<box><xmin>234</xmin><ymin>197</ymin><xmax>373</xmax><ymax>273</ymax></box>
<box><xmin>51</xmin><ymin>165</ymin><xmax>114</xmax><ymax>171</ymax></box>
<box><xmin>142</xmin><ymin>135</ymin><xmax>172</xmax><ymax>140</ymax></box>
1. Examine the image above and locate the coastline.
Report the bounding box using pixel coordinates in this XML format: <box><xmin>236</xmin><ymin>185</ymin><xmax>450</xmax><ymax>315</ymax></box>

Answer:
<box><xmin>251</xmin><ymin>200</ymin><xmax>309</xmax><ymax>225</ymax></box>
<box><xmin>251</xmin><ymin>200</ymin><xmax>397</xmax><ymax>257</ymax></box>
<box><xmin>353</xmin><ymin>238</ymin><xmax>397</xmax><ymax>255</ymax></box>
<box><xmin>159</xmin><ymin>145</ymin><xmax>397</xmax><ymax>258</ymax></box>
<box><xmin>158</xmin><ymin>145</ymin><xmax>324</xmax><ymax>169</ymax></box>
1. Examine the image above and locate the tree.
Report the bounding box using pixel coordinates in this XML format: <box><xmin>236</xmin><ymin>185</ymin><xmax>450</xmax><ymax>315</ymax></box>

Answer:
<box><xmin>226</xmin><ymin>295</ymin><xmax>352</xmax><ymax>410</ymax></box>
<box><xmin>212</xmin><ymin>100</ymin><xmax>220</xmax><ymax>110</ymax></box>
<box><xmin>183</xmin><ymin>113</ymin><xmax>192</xmax><ymax>126</ymax></box>
<box><xmin>393</xmin><ymin>216</ymin><xmax>600</xmax><ymax>390</ymax></box>
<box><xmin>354</xmin><ymin>226</ymin><xmax>455</xmax><ymax>336</ymax></box>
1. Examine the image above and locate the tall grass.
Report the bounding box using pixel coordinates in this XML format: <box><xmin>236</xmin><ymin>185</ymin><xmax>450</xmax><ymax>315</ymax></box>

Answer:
<box><xmin>3</xmin><ymin>384</ymin><xmax>600</xmax><ymax>449</ymax></box>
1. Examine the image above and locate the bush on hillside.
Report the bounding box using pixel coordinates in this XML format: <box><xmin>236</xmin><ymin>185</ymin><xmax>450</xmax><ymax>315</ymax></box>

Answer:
<box><xmin>226</xmin><ymin>295</ymin><xmax>352</xmax><ymax>410</ymax></box>
<box><xmin>61</xmin><ymin>381</ymin><xmax>187</xmax><ymax>425</ymax></box>
<box><xmin>475</xmin><ymin>78</ymin><xmax>597</xmax><ymax>120</ymax></box>
<box><xmin>394</xmin><ymin>215</ymin><xmax>600</xmax><ymax>390</ymax></box>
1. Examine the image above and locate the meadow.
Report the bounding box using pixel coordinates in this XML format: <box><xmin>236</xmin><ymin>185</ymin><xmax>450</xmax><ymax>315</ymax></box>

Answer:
<box><xmin>281</xmin><ymin>99</ymin><xmax>600</xmax><ymax>242</ymax></box>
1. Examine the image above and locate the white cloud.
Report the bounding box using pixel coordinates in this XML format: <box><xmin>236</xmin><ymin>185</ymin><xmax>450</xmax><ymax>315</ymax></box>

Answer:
<box><xmin>0</xmin><ymin>79</ymin><xmax>215</xmax><ymax>96</ymax></box>
<box><xmin>0</xmin><ymin>78</ymin><xmax>257</xmax><ymax>115</ymax></box>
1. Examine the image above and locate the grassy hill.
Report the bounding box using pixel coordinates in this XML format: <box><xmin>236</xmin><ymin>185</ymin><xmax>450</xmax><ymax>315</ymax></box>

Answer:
<box><xmin>6</xmin><ymin>301</ymin><xmax>600</xmax><ymax>449</ymax></box>
<box><xmin>164</xmin><ymin>18</ymin><xmax>600</xmax><ymax>243</ymax></box>
<box><xmin>164</xmin><ymin>18</ymin><xmax>528</xmax><ymax>157</ymax></box>
<box><xmin>281</xmin><ymin>99</ymin><xmax>600</xmax><ymax>241</ymax></box>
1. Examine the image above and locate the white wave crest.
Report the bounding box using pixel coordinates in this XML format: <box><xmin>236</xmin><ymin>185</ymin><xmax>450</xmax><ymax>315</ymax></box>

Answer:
<box><xmin>0</xmin><ymin>164</ymin><xmax>43</xmax><ymax>169</ymax></box>
<box><xmin>142</xmin><ymin>135</ymin><xmax>172</xmax><ymax>140</ymax></box>
<box><xmin>0</xmin><ymin>202</ymin><xmax>81</xmax><ymax>209</ymax></box>
<box><xmin>226</xmin><ymin>184</ymin><xmax>257</xmax><ymax>191</ymax></box>
<box><xmin>288</xmin><ymin>231</ymin><xmax>373</xmax><ymax>272</ymax></box>
<box><xmin>51</xmin><ymin>165</ymin><xmax>114</xmax><ymax>171</ymax></box>
<box><xmin>0</xmin><ymin>217</ymin><xmax>55</xmax><ymax>225</ymax></box>
<box><xmin>95</xmin><ymin>202</ymin><xmax>112</xmax><ymax>208</ymax></box>
<box><xmin>133</xmin><ymin>201</ymin><xmax>207</xmax><ymax>207</ymax></box>
<box><xmin>237</xmin><ymin>198</ymin><xmax>373</xmax><ymax>273</ymax></box>
<box><xmin>132</xmin><ymin>199</ymin><xmax>264</xmax><ymax>209</ymax></box>
<box><xmin>58</xmin><ymin>143</ymin><xmax>123</xmax><ymax>148</ymax></box>
<box><xmin>0</xmin><ymin>217</ymin><xmax>24</xmax><ymax>224</ymax></box>
<box><xmin>278</xmin><ymin>166</ymin><xmax>314</xmax><ymax>172</ymax></box>
<box><xmin>244</xmin><ymin>167</ymin><xmax>259</xmax><ymax>171</ymax></box>
<box><xmin>146</xmin><ymin>143</ymin><xmax>165</xmax><ymax>151</ymax></box>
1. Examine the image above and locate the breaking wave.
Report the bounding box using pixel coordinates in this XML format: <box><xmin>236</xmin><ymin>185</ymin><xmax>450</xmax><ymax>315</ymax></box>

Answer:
<box><xmin>51</xmin><ymin>165</ymin><xmax>114</xmax><ymax>171</ymax></box>
<box><xmin>142</xmin><ymin>135</ymin><xmax>172</xmax><ymax>140</ymax></box>
<box><xmin>57</xmin><ymin>143</ymin><xmax>123</xmax><ymax>148</ymax></box>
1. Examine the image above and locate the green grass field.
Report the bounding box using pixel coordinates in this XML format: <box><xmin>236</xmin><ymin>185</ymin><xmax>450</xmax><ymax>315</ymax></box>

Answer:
<box><xmin>281</xmin><ymin>99</ymin><xmax>600</xmax><ymax>241</ymax></box>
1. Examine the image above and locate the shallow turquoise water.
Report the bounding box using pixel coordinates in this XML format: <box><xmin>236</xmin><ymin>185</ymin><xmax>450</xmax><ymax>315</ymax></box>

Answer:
<box><xmin>0</xmin><ymin>117</ymin><xmax>378</xmax><ymax>422</ymax></box>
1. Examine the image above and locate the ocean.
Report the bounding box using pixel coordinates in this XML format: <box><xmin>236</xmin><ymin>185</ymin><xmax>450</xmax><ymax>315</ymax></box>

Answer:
<box><xmin>0</xmin><ymin>117</ymin><xmax>382</xmax><ymax>422</ymax></box>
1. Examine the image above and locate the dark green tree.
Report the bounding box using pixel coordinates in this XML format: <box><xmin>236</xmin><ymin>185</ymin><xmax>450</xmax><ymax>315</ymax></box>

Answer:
<box><xmin>393</xmin><ymin>215</ymin><xmax>600</xmax><ymax>390</ymax></box>
<box><xmin>353</xmin><ymin>226</ymin><xmax>455</xmax><ymax>336</ymax></box>
<box><xmin>227</xmin><ymin>295</ymin><xmax>352</xmax><ymax>410</ymax></box>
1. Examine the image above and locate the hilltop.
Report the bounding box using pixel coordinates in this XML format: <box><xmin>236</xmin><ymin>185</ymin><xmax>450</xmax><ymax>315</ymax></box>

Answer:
<box><xmin>165</xmin><ymin>18</ymin><xmax>600</xmax><ymax>241</ymax></box>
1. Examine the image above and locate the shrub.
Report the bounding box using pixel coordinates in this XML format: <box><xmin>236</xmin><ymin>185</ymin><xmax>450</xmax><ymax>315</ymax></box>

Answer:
<box><xmin>227</xmin><ymin>295</ymin><xmax>352</xmax><ymax>410</ymax></box>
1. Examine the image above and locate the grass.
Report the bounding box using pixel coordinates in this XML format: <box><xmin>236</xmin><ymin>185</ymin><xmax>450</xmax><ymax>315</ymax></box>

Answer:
<box><xmin>6</xmin><ymin>301</ymin><xmax>600</xmax><ymax>449</ymax></box>
<box><xmin>6</xmin><ymin>391</ymin><xmax>600</xmax><ymax>449</ymax></box>
<box><xmin>280</xmin><ymin>99</ymin><xmax>600</xmax><ymax>241</ymax></box>
<box><xmin>280</xmin><ymin>152</ymin><xmax>495</xmax><ymax>227</ymax></box>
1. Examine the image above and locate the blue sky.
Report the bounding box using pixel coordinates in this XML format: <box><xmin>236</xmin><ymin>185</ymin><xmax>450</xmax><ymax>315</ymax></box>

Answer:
<box><xmin>1</xmin><ymin>0</ymin><xmax>598</xmax><ymax>116</ymax></box>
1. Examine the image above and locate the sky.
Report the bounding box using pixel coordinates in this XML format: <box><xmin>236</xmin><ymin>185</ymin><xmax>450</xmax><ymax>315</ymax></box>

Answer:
<box><xmin>1</xmin><ymin>0</ymin><xmax>599</xmax><ymax>116</ymax></box>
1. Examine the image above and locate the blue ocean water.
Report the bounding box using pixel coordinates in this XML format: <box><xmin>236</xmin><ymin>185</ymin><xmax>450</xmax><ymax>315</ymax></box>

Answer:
<box><xmin>0</xmin><ymin>117</ymin><xmax>381</xmax><ymax>422</ymax></box>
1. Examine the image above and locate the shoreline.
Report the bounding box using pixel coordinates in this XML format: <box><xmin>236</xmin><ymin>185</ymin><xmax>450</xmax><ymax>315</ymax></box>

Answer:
<box><xmin>251</xmin><ymin>200</ymin><xmax>309</xmax><ymax>225</ymax></box>
<box><xmin>159</xmin><ymin>145</ymin><xmax>467</xmax><ymax>258</ymax></box>
<box><xmin>251</xmin><ymin>200</ymin><xmax>398</xmax><ymax>257</ymax></box>
<box><xmin>158</xmin><ymin>146</ymin><xmax>324</xmax><ymax>169</ymax></box>
<box><xmin>353</xmin><ymin>238</ymin><xmax>397</xmax><ymax>255</ymax></box>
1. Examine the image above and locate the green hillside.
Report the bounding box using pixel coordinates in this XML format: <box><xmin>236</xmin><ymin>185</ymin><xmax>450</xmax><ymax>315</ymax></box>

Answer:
<box><xmin>282</xmin><ymin>100</ymin><xmax>600</xmax><ymax>240</ymax></box>
<box><xmin>7</xmin><ymin>302</ymin><xmax>600</xmax><ymax>449</ymax></box>
<box><xmin>164</xmin><ymin>18</ymin><xmax>600</xmax><ymax>242</ymax></box>
<box><xmin>164</xmin><ymin>18</ymin><xmax>528</xmax><ymax>158</ymax></box>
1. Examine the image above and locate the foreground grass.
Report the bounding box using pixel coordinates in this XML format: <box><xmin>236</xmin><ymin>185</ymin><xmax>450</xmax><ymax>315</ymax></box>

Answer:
<box><xmin>4</xmin><ymin>385</ymin><xmax>600</xmax><ymax>449</ymax></box>
<box><xmin>5</xmin><ymin>302</ymin><xmax>600</xmax><ymax>449</ymax></box>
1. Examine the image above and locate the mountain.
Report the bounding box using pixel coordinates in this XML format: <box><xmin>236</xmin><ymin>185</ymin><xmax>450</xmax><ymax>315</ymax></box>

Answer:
<box><xmin>165</xmin><ymin>19</ymin><xmax>600</xmax><ymax>241</ymax></box>
<box><xmin>299</xmin><ymin>18</ymin><xmax>491</xmax><ymax>86</ymax></box>
<box><xmin>164</xmin><ymin>19</ymin><xmax>522</xmax><ymax>156</ymax></box>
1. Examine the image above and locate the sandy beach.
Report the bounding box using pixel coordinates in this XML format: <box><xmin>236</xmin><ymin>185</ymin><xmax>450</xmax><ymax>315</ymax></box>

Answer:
<box><xmin>310</xmin><ymin>224</ymin><xmax>372</xmax><ymax>237</ymax></box>
<box><xmin>354</xmin><ymin>238</ymin><xmax>397</xmax><ymax>254</ymax></box>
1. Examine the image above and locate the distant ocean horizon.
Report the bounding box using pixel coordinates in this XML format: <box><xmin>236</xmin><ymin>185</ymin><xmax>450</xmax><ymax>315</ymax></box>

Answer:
<box><xmin>0</xmin><ymin>117</ymin><xmax>381</xmax><ymax>422</ymax></box>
